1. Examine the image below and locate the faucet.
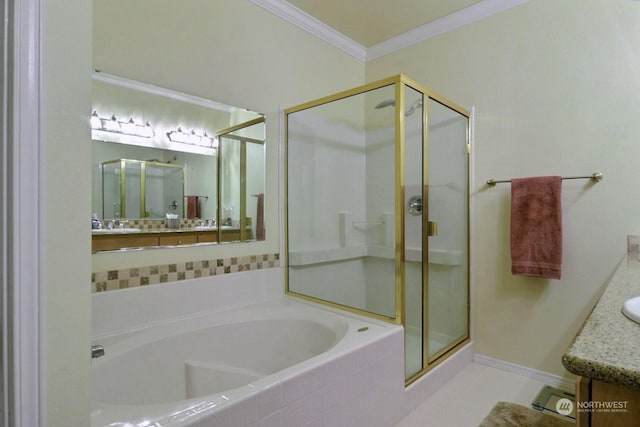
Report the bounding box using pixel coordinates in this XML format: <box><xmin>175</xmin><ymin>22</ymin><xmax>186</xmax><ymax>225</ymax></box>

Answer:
<box><xmin>91</xmin><ymin>345</ymin><xmax>105</xmax><ymax>359</ymax></box>
<box><xmin>106</xmin><ymin>219</ymin><xmax>115</xmax><ymax>230</ymax></box>
<box><xmin>91</xmin><ymin>214</ymin><xmax>103</xmax><ymax>230</ymax></box>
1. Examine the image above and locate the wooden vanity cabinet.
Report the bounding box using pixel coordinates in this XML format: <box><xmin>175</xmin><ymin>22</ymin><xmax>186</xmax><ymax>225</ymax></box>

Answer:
<box><xmin>92</xmin><ymin>230</ymin><xmax>216</xmax><ymax>251</ymax></box>
<box><xmin>91</xmin><ymin>227</ymin><xmax>257</xmax><ymax>250</ymax></box>
<box><xmin>197</xmin><ymin>231</ymin><xmax>218</xmax><ymax>243</ymax></box>
<box><xmin>220</xmin><ymin>229</ymin><xmax>241</xmax><ymax>242</ymax></box>
<box><xmin>158</xmin><ymin>232</ymin><xmax>197</xmax><ymax>246</ymax></box>
<box><xmin>576</xmin><ymin>376</ymin><xmax>640</xmax><ymax>427</ymax></box>
<box><xmin>219</xmin><ymin>228</ymin><xmax>253</xmax><ymax>242</ymax></box>
<box><xmin>91</xmin><ymin>234</ymin><xmax>159</xmax><ymax>252</ymax></box>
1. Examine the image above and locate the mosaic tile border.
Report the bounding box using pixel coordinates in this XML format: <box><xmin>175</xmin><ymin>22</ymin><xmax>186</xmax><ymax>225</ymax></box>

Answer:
<box><xmin>115</xmin><ymin>218</ymin><xmax>210</xmax><ymax>231</ymax></box>
<box><xmin>92</xmin><ymin>253</ymin><xmax>280</xmax><ymax>292</ymax></box>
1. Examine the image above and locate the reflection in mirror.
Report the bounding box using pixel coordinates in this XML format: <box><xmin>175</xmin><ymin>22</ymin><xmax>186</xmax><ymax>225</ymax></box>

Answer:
<box><xmin>100</xmin><ymin>159</ymin><xmax>186</xmax><ymax>219</ymax></box>
<box><xmin>91</xmin><ymin>72</ymin><xmax>266</xmax><ymax>252</ymax></box>
<box><xmin>218</xmin><ymin>118</ymin><xmax>266</xmax><ymax>243</ymax></box>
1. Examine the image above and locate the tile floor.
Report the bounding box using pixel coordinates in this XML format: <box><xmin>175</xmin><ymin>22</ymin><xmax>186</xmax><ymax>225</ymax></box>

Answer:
<box><xmin>394</xmin><ymin>362</ymin><xmax>568</xmax><ymax>427</ymax></box>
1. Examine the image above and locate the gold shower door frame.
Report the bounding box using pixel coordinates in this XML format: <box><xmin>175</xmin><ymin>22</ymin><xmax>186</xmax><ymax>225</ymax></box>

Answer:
<box><xmin>216</xmin><ymin>117</ymin><xmax>266</xmax><ymax>243</ymax></box>
<box><xmin>284</xmin><ymin>75</ymin><xmax>471</xmax><ymax>384</ymax></box>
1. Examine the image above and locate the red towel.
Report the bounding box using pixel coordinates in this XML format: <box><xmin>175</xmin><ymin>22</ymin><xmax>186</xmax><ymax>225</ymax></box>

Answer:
<box><xmin>186</xmin><ymin>195</ymin><xmax>199</xmax><ymax>219</ymax></box>
<box><xmin>256</xmin><ymin>193</ymin><xmax>265</xmax><ymax>240</ymax></box>
<box><xmin>510</xmin><ymin>176</ymin><xmax>562</xmax><ymax>279</ymax></box>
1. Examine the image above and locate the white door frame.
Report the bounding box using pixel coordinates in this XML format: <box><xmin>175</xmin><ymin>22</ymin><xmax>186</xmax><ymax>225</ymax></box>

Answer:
<box><xmin>2</xmin><ymin>0</ymin><xmax>45</xmax><ymax>425</ymax></box>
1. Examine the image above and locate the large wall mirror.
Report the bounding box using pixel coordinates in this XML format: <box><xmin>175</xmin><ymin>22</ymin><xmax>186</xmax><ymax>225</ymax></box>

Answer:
<box><xmin>91</xmin><ymin>72</ymin><xmax>266</xmax><ymax>252</ymax></box>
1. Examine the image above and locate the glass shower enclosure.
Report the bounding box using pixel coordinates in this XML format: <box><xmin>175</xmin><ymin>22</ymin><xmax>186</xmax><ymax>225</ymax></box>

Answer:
<box><xmin>285</xmin><ymin>75</ymin><xmax>470</xmax><ymax>383</ymax></box>
<box><xmin>216</xmin><ymin>117</ymin><xmax>266</xmax><ymax>242</ymax></box>
<box><xmin>101</xmin><ymin>159</ymin><xmax>186</xmax><ymax>219</ymax></box>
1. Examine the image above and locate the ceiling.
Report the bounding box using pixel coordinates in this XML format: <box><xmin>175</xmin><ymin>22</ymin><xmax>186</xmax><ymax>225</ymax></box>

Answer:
<box><xmin>252</xmin><ymin>0</ymin><xmax>531</xmax><ymax>61</ymax></box>
<box><xmin>286</xmin><ymin>0</ymin><xmax>484</xmax><ymax>47</ymax></box>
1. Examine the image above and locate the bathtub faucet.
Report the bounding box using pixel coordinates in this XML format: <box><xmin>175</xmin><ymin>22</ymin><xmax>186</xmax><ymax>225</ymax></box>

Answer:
<box><xmin>91</xmin><ymin>344</ymin><xmax>105</xmax><ymax>359</ymax></box>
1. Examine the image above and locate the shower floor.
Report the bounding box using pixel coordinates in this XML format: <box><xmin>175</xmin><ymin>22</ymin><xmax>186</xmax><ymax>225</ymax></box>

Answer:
<box><xmin>405</xmin><ymin>328</ymin><xmax>451</xmax><ymax>378</ymax></box>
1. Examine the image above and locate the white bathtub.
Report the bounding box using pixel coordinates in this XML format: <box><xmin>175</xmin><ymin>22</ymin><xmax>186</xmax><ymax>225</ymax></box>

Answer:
<box><xmin>91</xmin><ymin>297</ymin><xmax>403</xmax><ymax>427</ymax></box>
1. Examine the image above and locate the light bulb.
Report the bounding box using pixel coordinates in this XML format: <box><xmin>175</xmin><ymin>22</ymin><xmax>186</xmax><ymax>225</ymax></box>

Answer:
<box><xmin>201</xmin><ymin>132</ymin><xmax>214</xmax><ymax>147</ymax></box>
<box><xmin>103</xmin><ymin>114</ymin><xmax>120</xmax><ymax>132</ymax></box>
<box><xmin>90</xmin><ymin>111</ymin><xmax>102</xmax><ymax>130</ymax></box>
<box><xmin>137</xmin><ymin>121</ymin><xmax>154</xmax><ymax>138</ymax></box>
<box><xmin>188</xmin><ymin>130</ymin><xmax>201</xmax><ymax>145</ymax></box>
<box><xmin>120</xmin><ymin>118</ymin><xmax>137</xmax><ymax>135</ymax></box>
<box><xmin>168</xmin><ymin>127</ymin><xmax>188</xmax><ymax>143</ymax></box>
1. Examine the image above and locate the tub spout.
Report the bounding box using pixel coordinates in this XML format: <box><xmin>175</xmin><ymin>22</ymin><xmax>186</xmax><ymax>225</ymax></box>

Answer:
<box><xmin>91</xmin><ymin>344</ymin><xmax>105</xmax><ymax>359</ymax></box>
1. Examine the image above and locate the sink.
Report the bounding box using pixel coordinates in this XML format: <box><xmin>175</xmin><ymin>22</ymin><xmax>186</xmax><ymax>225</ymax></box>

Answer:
<box><xmin>92</xmin><ymin>228</ymin><xmax>141</xmax><ymax>234</ymax></box>
<box><xmin>193</xmin><ymin>226</ymin><xmax>242</xmax><ymax>231</ymax></box>
<box><xmin>622</xmin><ymin>296</ymin><xmax>640</xmax><ymax>325</ymax></box>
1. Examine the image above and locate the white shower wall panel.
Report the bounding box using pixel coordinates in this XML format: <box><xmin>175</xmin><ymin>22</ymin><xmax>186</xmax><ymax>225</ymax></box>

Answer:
<box><xmin>364</xmin><ymin>256</ymin><xmax>398</xmax><ymax>319</ymax></box>
<box><xmin>364</xmin><ymin>126</ymin><xmax>395</xmax><ymax>248</ymax></box>
<box><xmin>288</xmin><ymin>259</ymin><xmax>368</xmax><ymax>311</ymax></box>
<box><xmin>287</xmin><ymin>117</ymin><xmax>367</xmax><ymax>252</ymax></box>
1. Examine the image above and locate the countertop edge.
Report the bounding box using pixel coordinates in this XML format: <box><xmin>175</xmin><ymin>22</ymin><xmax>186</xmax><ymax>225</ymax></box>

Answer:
<box><xmin>91</xmin><ymin>227</ymin><xmax>243</xmax><ymax>235</ymax></box>
<box><xmin>562</xmin><ymin>254</ymin><xmax>640</xmax><ymax>391</ymax></box>
<box><xmin>562</xmin><ymin>352</ymin><xmax>640</xmax><ymax>390</ymax></box>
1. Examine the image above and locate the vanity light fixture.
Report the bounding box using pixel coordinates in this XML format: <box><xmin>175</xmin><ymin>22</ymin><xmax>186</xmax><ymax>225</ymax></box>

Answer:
<box><xmin>90</xmin><ymin>111</ymin><xmax>155</xmax><ymax>138</ymax></box>
<box><xmin>167</xmin><ymin>126</ymin><xmax>189</xmax><ymax>143</ymax></box>
<box><xmin>167</xmin><ymin>127</ymin><xmax>216</xmax><ymax>148</ymax></box>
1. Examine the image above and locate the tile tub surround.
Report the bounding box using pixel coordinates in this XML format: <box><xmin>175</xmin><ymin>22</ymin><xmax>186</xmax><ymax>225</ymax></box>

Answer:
<box><xmin>208</xmin><ymin>325</ymin><xmax>406</xmax><ymax>427</ymax></box>
<box><xmin>562</xmin><ymin>254</ymin><xmax>640</xmax><ymax>390</ymax></box>
<box><xmin>92</xmin><ymin>253</ymin><xmax>279</xmax><ymax>292</ymax></box>
<box><xmin>91</xmin><ymin>298</ymin><xmax>406</xmax><ymax>427</ymax></box>
<box><xmin>92</xmin><ymin>264</ymin><xmax>476</xmax><ymax>426</ymax></box>
<box><xmin>92</xmin><ymin>267</ymin><xmax>286</xmax><ymax>339</ymax></box>
<box><xmin>91</xmin><ymin>268</ymin><xmax>407</xmax><ymax>427</ymax></box>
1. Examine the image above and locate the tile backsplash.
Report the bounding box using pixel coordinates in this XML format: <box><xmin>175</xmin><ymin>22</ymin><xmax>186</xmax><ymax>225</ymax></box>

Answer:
<box><xmin>92</xmin><ymin>252</ymin><xmax>279</xmax><ymax>292</ymax></box>
<box><xmin>114</xmin><ymin>218</ymin><xmax>207</xmax><ymax>231</ymax></box>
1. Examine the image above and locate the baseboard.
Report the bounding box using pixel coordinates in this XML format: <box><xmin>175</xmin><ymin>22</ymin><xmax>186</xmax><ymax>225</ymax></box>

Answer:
<box><xmin>473</xmin><ymin>353</ymin><xmax>576</xmax><ymax>392</ymax></box>
<box><xmin>397</xmin><ymin>341</ymin><xmax>474</xmax><ymax>424</ymax></box>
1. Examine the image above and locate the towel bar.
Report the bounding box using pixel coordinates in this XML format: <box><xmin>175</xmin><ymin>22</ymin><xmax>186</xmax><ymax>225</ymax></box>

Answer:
<box><xmin>486</xmin><ymin>172</ymin><xmax>603</xmax><ymax>187</ymax></box>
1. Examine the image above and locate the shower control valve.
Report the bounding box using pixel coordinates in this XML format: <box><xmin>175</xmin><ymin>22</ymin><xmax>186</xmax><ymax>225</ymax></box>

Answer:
<box><xmin>408</xmin><ymin>195</ymin><xmax>422</xmax><ymax>216</ymax></box>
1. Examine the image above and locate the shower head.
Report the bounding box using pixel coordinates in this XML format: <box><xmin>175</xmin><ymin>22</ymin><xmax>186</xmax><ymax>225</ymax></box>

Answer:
<box><xmin>405</xmin><ymin>99</ymin><xmax>423</xmax><ymax>117</ymax></box>
<box><xmin>374</xmin><ymin>98</ymin><xmax>423</xmax><ymax>117</ymax></box>
<box><xmin>374</xmin><ymin>98</ymin><xmax>395</xmax><ymax>109</ymax></box>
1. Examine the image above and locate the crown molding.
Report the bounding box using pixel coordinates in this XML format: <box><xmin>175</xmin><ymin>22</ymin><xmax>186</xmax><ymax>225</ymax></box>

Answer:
<box><xmin>251</xmin><ymin>0</ymin><xmax>532</xmax><ymax>62</ymax></box>
<box><xmin>250</xmin><ymin>0</ymin><xmax>367</xmax><ymax>62</ymax></box>
<box><xmin>367</xmin><ymin>0</ymin><xmax>532</xmax><ymax>60</ymax></box>
<box><xmin>92</xmin><ymin>71</ymin><xmax>235</xmax><ymax>112</ymax></box>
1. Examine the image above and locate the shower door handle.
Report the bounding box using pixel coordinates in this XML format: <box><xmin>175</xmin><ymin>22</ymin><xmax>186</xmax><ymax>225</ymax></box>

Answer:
<box><xmin>427</xmin><ymin>221</ymin><xmax>438</xmax><ymax>237</ymax></box>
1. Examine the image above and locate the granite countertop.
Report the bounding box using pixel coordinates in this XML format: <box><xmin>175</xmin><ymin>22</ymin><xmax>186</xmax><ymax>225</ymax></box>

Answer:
<box><xmin>562</xmin><ymin>254</ymin><xmax>640</xmax><ymax>390</ymax></box>
<box><xmin>91</xmin><ymin>227</ymin><xmax>233</xmax><ymax>235</ymax></box>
